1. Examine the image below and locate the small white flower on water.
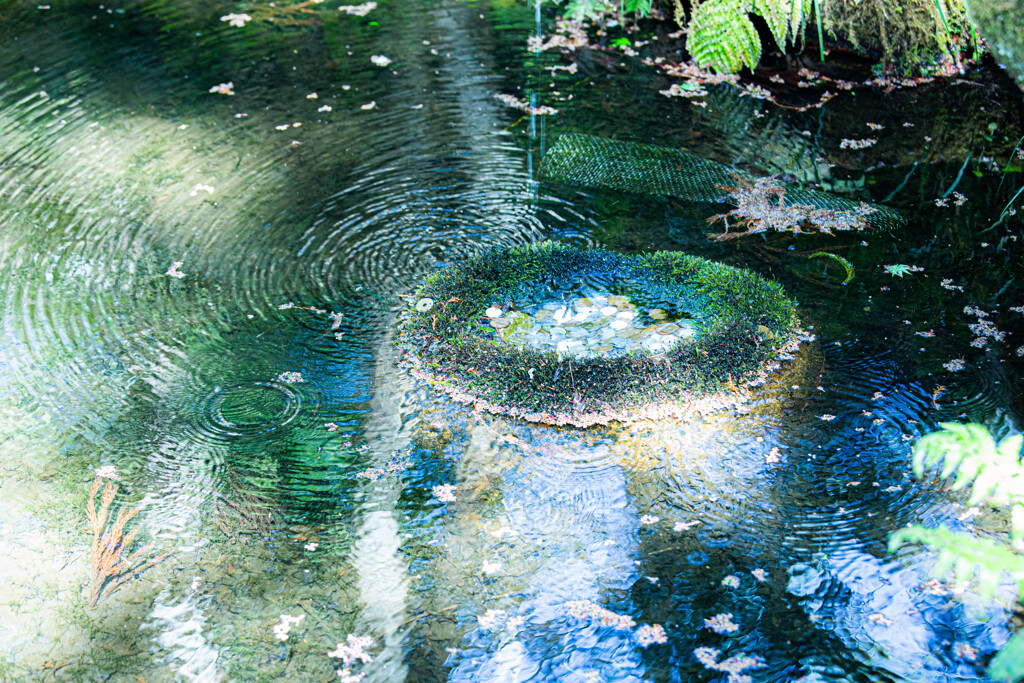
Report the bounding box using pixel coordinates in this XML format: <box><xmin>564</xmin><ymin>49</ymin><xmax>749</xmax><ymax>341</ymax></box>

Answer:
<box><xmin>765</xmin><ymin>447</ymin><xmax>782</xmax><ymax>464</ymax></box>
<box><xmin>324</xmin><ymin>422</ymin><xmax>339</xmax><ymax>432</ymax></box>
<box><xmin>165</xmin><ymin>261</ymin><xmax>186</xmax><ymax>278</ymax></box>
<box><xmin>840</xmin><ymin>137</ymin><xmax>876</xmax><ymax>149</ymax></box>
<box><xmin>943</xmin><ymin>359</ymin><xmax>966</xmax><ymax>372</ymax></box>
<box><xmin>307</xmin><ymin>92</ymin><xmax>318</xmax><ymax>99</ymax></box>
<box><xmin>338</xmin><ymin>669</ymin><xmax>365</xmax><ymax>683</ymax></box>
<box><xmin>273</xmin><ymin>613</ymin><xmax>305</xmax><ymax>641</ymax></box>
<box><xmin>318</xmin><ymin>105</ymin><xmax>333</xmax><ymax>112</ymax></box>
<box><xmin>370</xmin><ymin>55</ymin><xmax>392</xmax><ymax>67</ymax></box>
<box><xmin>189</xmin><ymin>183</ymin><xmax>215</xmax><ymax>196</ymax></box>
<box><xmin>954</xmin><ymin>642</ymin><xmax>978</xmax><ymax>661</ymax></box>
<box><xmin>674</xmin><ymin>520</ymin><xmax>699</xmax><ymax>531</ymax></box>
<box><xmin>208</xmin><ymin>82</ymin><xmax>235</xmax><ymax>95</ymax></box>
<box><xmin>176</xmin><ymin>124</ymin><xmax>189</xmax><ymax>130</ymax></box>
<box><xmin>190</xmin><ymin>576</ymin><xmax>201</xmax><ymax>591</ymax></box>
<box><xmin>275</xmin><ymin>124</ymin><xmax>290</xmax><ymax>131</ymax></box>
<box><xmin>721</xmin><ymin>575</ymin><xmax>740</xmax><ymax>588</ymax></box>
<box><xmin>94</xmin><ymin>464</ymin><xmax>120</xmax><ymax>480</ymax></box>
<box><xmin>220</xmin><ymin>13</ymin><xmax>252</xmax><ymax>26</ymax></box>
<box><xmin>338</xmin><ymin>2</ymin><xmax>377</xmax><ymax>15</ymax></box>
<box><xmin>360</xmin><ymin>101</ymin><xmax>376</xmax><ymax>110</ymax></box>
<box><xmin>704</xmin><ymin>612</ymin><xmax>739</xmax><ymax>634</ymax></box>
<box><xmin>415</xmin><ymin>298</ymin><xmax>434</xmax><ymax>312</ymax></box>
<box><xmin>485</xmin><ymin>306</ymin><xmax>503</xmax><ymax>318</ymax></box>
<box><xmin>639</xmin><ymin>515</ymin><xmax>659</xmax><ymax>526</ymax></box>
<box><xmin>635</xmin><ymin>623</ymin><xmax>667</xmax><ymax>647</ymax></box>
<box><xmin>751</xmin><ymin>568</ymin><xmax>767</xmax><ymax>582</ymax></box>
<box><xmin>819</xmin><ymin>414</ymin><xmax>836</xmax><ymax>421</ymax></box>
<box><xmin>433</xmin><ymin>484</ymin><xmax>457</xmax><ymax>502</ymax></box>
<box><xmin>278</xmin><ymin>371</ymin><xmax>304</xmax><ymax>384</ymax></box>
<box><xmin>328</xmin><ymin>634</ymin><xmax>375</xmax><ymax>665</ymax></box>
<box><xmin>481</xmin><ymin>559</ymin><xmax>502</xmax><ymax>575</ymax></box>
<box><xmin>304</xmin><ymin>542</ymin><xmax>318</xmax><ymax>551</ymax></box>
<box><xmin>868</xmin><ymin>612</ymin><xmax>894</xmax><ymax>627</ymax></box>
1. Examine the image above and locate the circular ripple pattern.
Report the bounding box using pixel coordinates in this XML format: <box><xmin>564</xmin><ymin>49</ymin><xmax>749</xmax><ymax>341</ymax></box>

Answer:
<box><xmin>203</xmin><ymin>382</ymin><xmax>303</xmax><ymax>440</ymax></box>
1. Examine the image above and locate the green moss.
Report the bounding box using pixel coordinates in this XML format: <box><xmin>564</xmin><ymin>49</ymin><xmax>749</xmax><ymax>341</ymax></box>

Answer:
<box><xmin>396</xmin><ymin>242</ymin><xmax>803</xmax><ymax>427</ymax></box>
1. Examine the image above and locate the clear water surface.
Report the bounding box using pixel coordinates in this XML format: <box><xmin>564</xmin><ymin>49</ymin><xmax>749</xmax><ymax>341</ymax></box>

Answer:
<box><xmin>0</xmin><ymin>0</ymin><xmax>1023</xmax><ymax>681</ymax></box>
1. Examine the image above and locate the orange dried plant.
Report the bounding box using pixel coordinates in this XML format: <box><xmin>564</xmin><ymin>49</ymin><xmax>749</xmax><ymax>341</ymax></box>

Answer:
<box><xmin>86</xmin><ymin>477</ymin><xmax>167</xmax><ymax>606</ymax></box>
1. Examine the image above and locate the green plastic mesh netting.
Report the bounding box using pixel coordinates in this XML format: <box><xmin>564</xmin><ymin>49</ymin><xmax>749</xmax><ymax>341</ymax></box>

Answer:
<box><xmin>539</xmin><ymin>134</ymin><xmax>904</xmax><ymax>231</ymax></box>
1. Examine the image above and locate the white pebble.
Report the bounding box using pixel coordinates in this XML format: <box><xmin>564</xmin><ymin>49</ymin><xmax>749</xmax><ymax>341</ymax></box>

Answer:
<box><xmin>485</xmin><ymin>306</ymin><xmax>503</xmax><ymax>318</ymax></box>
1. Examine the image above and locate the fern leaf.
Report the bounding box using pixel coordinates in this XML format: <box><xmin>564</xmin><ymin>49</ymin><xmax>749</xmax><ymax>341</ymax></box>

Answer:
<box><xmin>687</xmin><ymin>0</ymin><xmax>762</xmax><ymax>73</ymax></box>
<box><xmin>889</xmin><ymin>525</ymin><xmax>1024</xmax><ymax>600</ymax></box>
<box><xmin>990</xmin><ymin>631</ymin><xmax>1024</xmax><ymax>682</ymax></box>
<box><xmin>753</xmin><ymin>0</ymin><xmax>789</xmax><ymax>49</ymax></box>
<box><xmin>789</xmin><ymin>0</ymin><xmax>813</xmax><ymax>47</ymax></box>
<box><xmin>913</xmin><ymin>423</ymin><xmax>1024</xmax><ymax>507</ymax></box>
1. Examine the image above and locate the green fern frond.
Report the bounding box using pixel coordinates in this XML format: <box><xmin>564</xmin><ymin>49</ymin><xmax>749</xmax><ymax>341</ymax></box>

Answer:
<box><xmin>687</xmin><ymin>0</ymin><xmax>762</xmax><ymax>73</ymax></box>
<box><xmin>990</xmin><ymin>631</ymin><xmax>1024</xmax><ymax>682</ymax></box>
<box><xmin>753</xmin><ymin>0</ymin><xmax>788</xmax><ymax>48</ymax></box>
<box><xmin>914</xmin><ymin>423</ymin><xmax>1024</xmax><ymax>513</ymax></box>
<box><xmin>752</xmin><ymin>0</ymin><xmax>813</xmax><ymax>49</ymax></box>
<box><xmin>889</xmin><ymin>525</ymin><xmax>1024</xmax><ymax>599</ymax></box>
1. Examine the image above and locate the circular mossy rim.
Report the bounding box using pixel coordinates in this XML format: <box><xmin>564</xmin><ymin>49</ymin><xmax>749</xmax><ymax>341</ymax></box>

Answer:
<box><xmin>396</xmin><ymin>241</ymin><xmax>806</xmax><ymax>427</ymax></box>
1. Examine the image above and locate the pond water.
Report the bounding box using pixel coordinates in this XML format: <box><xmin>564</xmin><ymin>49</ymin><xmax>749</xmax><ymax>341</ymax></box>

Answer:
<box><xmin>489</xmin><ymin>293</ymin><xmax>698</xmax><ymax>358</ymax></box>
<box><xmin>0</xmin><ymin>0</ymin><xmax>1023</xmax><ymax>681</ymax></box>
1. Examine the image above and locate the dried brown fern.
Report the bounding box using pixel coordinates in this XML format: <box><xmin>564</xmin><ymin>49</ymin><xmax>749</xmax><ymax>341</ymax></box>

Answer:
<box><xmin>87</xmin><ymin>477</ymin><xmax>167</xmax><ymax>606</ymax></box>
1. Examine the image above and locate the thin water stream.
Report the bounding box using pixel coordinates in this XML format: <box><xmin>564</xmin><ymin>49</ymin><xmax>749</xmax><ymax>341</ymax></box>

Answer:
<box><xmin>1</xmin><ymin>0</ymin><xmax>1023</xmax><ymax>681</ymax></box>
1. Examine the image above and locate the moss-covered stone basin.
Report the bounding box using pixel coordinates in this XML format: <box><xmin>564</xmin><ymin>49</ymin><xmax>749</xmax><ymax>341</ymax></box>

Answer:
<box><xmin>396</xmin><ymin>242</ymin><xmax>804</xmax><ymax>427</ymax></box>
